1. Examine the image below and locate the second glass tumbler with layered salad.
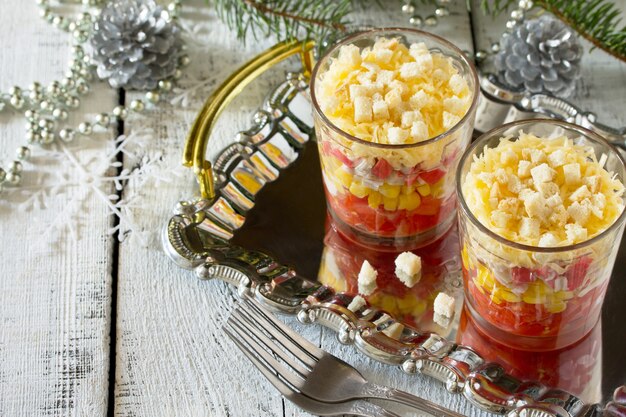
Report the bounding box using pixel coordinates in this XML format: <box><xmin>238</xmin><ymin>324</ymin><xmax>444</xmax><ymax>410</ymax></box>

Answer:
<box><xmin>311</xmin><ymin>28</ymin><xmax>478</xmax><ymax>249</ymax></box>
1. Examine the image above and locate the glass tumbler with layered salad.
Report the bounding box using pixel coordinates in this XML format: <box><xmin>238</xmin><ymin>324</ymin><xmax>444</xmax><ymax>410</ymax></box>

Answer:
<box><xmin>311</xmin><ymin>29</ymin><xmax>478</xmax><ymax>249</ymax></box>
<box><xmin>457</xmin><ymin>120</ymin><xmax>626</xmax><ymax>351</ymax></box>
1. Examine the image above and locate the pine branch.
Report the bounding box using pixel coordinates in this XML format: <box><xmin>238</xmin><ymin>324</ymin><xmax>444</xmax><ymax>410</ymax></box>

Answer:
<box><xmin>480</xmin><ymin>0</ymin><xmax>626</xmax><ymax>62</ymax></box>
<box><xmin>211</xmin><ymin>0</ymin><xmax>355</xmax><ymax>44</ymax></box>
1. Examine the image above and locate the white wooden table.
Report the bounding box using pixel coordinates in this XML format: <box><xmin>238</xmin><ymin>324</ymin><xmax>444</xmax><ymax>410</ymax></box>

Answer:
<box><xmin>1</xmin><ymin>1</ymin><xmax>624</xmax><ymax>416</ymax></box>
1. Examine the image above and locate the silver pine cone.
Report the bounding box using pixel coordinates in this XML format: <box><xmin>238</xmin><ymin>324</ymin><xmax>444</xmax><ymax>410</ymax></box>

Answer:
<box><xmin>494</xmin><ymin>15</ymin><xmax>582</xmax><ymax>98</ymax></box>
<box><xmin>90</xmin><ymin>0</ymin><xmax>183</xmax><ymax>90</ymax></box>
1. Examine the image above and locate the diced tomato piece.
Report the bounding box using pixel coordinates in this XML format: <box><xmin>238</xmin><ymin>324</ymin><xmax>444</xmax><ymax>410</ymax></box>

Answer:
<box><xmin>565</xmin><ymin>256</ymin><xmax>592</xmax><ymax>291</ymax></box>
<box><xmin>418</xmin><ymin>168</ymin><xmax>446</xmax><ymax>185</ymax></box>
<box><xmin>371</xmin><ymin>158</ymin><xmax>393</xmax><ymax>179</ymax></box>
<box><xmin>414</xmin><ymin>196</ymin><xmax>442</xmax><ymax>216</ymax></box>
<box><xmin>510</xmin><ymin>267</ymin><xmax>535</xmax><ymax>285</ymax></box>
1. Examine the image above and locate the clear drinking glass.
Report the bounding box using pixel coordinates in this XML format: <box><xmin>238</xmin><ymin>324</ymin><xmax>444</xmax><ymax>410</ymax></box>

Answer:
<box><xmin>457</xmin><ymin>120</ymin><xmax>626</xmax><ymax>351</ymax></box>
<box><xmin>311</xmin><ymin>28</ymin><xmax>478</xmax><ymax>249</ymax></box>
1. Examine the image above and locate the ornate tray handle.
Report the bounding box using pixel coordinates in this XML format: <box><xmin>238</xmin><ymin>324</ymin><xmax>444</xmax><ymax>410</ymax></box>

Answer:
<box><xmin>163</xmin><ymin>42</ymin><xmax>626</xmax><ymax>417</ymax></box>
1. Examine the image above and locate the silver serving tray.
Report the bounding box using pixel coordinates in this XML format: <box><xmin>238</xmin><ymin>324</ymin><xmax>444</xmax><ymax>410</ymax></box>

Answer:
<box><xmin>163</xmin><ymin>50</ymin><xmax>626</xmax><ymax>417</ymax></box>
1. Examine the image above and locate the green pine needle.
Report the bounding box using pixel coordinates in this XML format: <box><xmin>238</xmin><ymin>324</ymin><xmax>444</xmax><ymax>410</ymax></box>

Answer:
<box><xmin>480</xmin><ymin>0</ymin><xmax>626</xmax><ymax>62</ymax></box>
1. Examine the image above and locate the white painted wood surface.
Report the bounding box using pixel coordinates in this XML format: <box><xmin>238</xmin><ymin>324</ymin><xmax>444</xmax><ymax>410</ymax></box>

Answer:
<box><xmin>0</xmin><ymin>1</ymin><xmax>624</xmax><ymax>416</ymax></box>
<box><xmin>0</xmin><ymin>1</ymin><xmax>116</xmax><ymax>416</ymax></box>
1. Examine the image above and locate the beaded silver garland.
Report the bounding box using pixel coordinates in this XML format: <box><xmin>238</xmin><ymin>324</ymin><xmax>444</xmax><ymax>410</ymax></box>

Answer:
<box><xmin>0</xmin><ymin>0</ymin><xmax>188</xmax><ymax>197</ymax></box>
<box><xmin>402</xmin><ymin>0</ymin><xmax>451</xmax><ymax>29</ymax></box>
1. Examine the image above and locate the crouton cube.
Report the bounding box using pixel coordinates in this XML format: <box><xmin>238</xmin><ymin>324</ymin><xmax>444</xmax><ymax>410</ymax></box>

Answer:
<box><xmin>507</xmin><ymin>175</ymin><xmax>522</xmax><ymax>194</ymax></box>
<box><xmin>500</xmin><ymin>149</ymin><xmax>518</xmax><ymax>166</ymax></box>
<box><xmin>347</xmin><ymin>295</ymin><xmax>366</xmax><ymax>312</ymax></box>
<box><xmin>349</xmin><ymin>84</ymin><xmax>371</xmax><ymax>100</ymax></box>
<box><xmin>567</xmin><ymin>201</ymin><xmax>590</xmax><ymax>225</ymax></box>
<box><xmin>434</xmin><ymin>292</ymin><xmax>455</xmax><ymax>320</ymax></box>
<box><xmin>409</xmin><ymin>42</ymin><xmax>429</xmax><ymax>58</ymax></box>
<box><xmin>385</xmin><ymin>89</ymin><xmax>403</xmax><ymax>109</ymax></box>
<box><xmin>443</xmin><ymin>111</ymin><xmax>461</xmax><ymax>129</ymax></box>
<box><xmin>565</xmin><ymin>223</ymin><xmax>588</xmax><ymax>243</ymax></box>
<box><xmin>410</xmin><ymin>121</ymin><xmax>429</xmax><ymax>141</ymax></box>
<box><xmin>372</xmin><ymin>100</ymin><xmax>389</xmax><ymax>120</ymax></box>
<box><xmin>569</xmin><ymin>185</ymin><xmax>591</xmax><ymax>202</ymax></box>
<box><xmin>491</xmin><ymin>210</ymin><xmax>511</xmax><ymax>228</ymax></box>
<box><xmin>448</xmin><ymin>73</ymin><xmax>468</xmax><ymax>96</ymax></box>
<box><xmin>374</xmin><ymin>49</ymin><xmax>393</xmax><ymax>63</ymax></box>
<box><xmin>401</xmin><ymin>111</ymin><xmax>420</xmax><ymax>128</ymax></box>
<box><xmin>538</xmin><ymin>232</ymin><xmax>559</xmax><ymax>247</ymax></box>
<box><xmin>338</xmin><ymin>44</ymin><xmax>362</xmax><ymax>66</ymax></box>
<box><xmin>563</xmin><ymin>163</ymin><xmax>581</xmax><ymax>185</ymax></box>
<box><xmin>519</xmin><ymin>217</ymin><xmax>540</xmax><ymax>238</ymax></box>
<box><xmin>518</xmin><ymin>160</ymin><xmax>532</xmax><ymax>178</ymax></box>
<box><xmin>547</xmin><ymin>149</ymin><xmax>567</xmax><ymax>167</ymax></box>
<box><xmin>354</xmin><ymin>96</ymin><xmax>372</xmax><ymax>123</ymax></box>
<box><xmin>388</xmin><ymin>127</ymin><xmax>409</xmax><ymax>144</ymax></box>
<box><xmin>584</xmin><ymin>175</ymin><xmax>602</xmax><ymax>193</ymax></box>
<box><xmin>546</xmin><ymin>194</ymin><xmax>563</xmax><ymax>208</ymax></box>
<box><xmin>531</xmin><ymin>163</ymin><xmax>555</xmax><ymax>184</ymax></box>
<box><xmin>389</xmin><ymin>80</ymin><xmax>409</xmax><ymax>95</ymax></box>
<box><xmin>443</xmin><ymin>96</ymin><xmax>466</xmax><ymax>115</ymax></box>
<box><xmin>376</xmin><ymin>70</ymin><xmax>395</xmax><ymax>85</ymax></box>
<box><xmin>537</xmin><ymin>181</ymin><xmax>559</xmax><ymax>198</ymax></box>
<box><xmin>357</xmin><ymin>260</ymin><xmax>378</xmax><ymax>296</ymax></box>
<box><xmin>409</xmin><ymin>90</ymin><xmax>429</xmax><ymax>108</ymax></box>
<box><xmin>549</xmin><ymin>205</ymin><xmax>568</xmax><ymax>227</ymax></box>
<box><xmin>523</xmin><ymin>191</ymin><xmax>548</xmax><ymax>219</ymax></box>
<box><xmin>394</xmin><ymin>252</ymin><xmax>422</xmax><ymax>288</ymax></box>
<box><xmin>523</xmin><ymin>148</ymin><xmax>546</xmax><ymax>163</ymax></box>
<box><xmin>399</xmin><ymin>62</ymin><xmax>422</xmax><ymax>79</ymax></box>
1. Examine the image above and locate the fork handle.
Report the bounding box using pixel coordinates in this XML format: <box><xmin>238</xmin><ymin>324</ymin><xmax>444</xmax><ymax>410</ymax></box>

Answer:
<box><xmin>364</xmin><ymin>383</ymin><xmax>466</xmax><ymax>417</ymax></box>
<box><xmin>348</xmin><ymin>401</ymin><xmax>403</xmax><ymax>417</ymax></box>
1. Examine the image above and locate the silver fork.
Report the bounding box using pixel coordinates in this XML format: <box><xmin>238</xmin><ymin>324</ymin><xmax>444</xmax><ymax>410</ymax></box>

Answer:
<box><xmin>226</xmin><ymin>297</ymin><xmax>466</xmax><ymax>417</ymax></box>
<box><xmin>224</xmin><ymin>321</ymin><xmax>401</xmax><ymax>417</ymax></box>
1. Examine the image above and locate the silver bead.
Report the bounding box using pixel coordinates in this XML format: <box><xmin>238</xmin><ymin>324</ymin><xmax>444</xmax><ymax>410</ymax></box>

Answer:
<box><xmin>173</xmin><ymin>69</ymin><xmax>183</xmax><ymax>80</ymax></box>
<box><xmin>38</xmin><ymin>119</ymin><xmax>50</xmax><ymax>129</ymax></box>
<box><xmin>518</xmin><ymin>0</ymin><xmax>533</xmax><ymax>10</ymax></box>
<box><xmin>112</xmin><ymin>105</ymin><xmax>128</xmax><ymax>119</ymax></box>
<box><xmin>435</xmin><ymin>7</ymin><xmax>449</xmax><ymax>17</ymax></box>
<box><xmin>510</xmin><ymin>9</ymin><xmax>525</xmax><ymax>21</ymax></box>
<box><xmin>146</xmin><ymin>91</ymin><xmax>160</xmax><ymax>103</ymax></box>
<box><xmin>0</xmin><ymin>168</ymin><xmax>6</xmax><ymax>183</ymax></box>
<box><xmin>401</xmin><ymin>3</ymin><xmax>415</xmax><ymax>14</ymax></box>
<box><xmin>48</xmin><ymin>80</ymin><xmax>62</xmax><ymax>95</ymax></box>
<box><xmin>79</xmin><ymin>68</ymin><xmax>93</xmax><ymax>80</ymax></box>
<box><xmin>475</xmin><ymin>50</ymin><xmax>488</xmax><ymax>62</ymax></box>
<box><xmin>17</xmin><ymin>146</ymin><xmax>31</xmax><ymax>161</ymax></box>
<box><xmin>78</xmin><ymin>122</ymin><xmax>92</xmax><ymax>135</ymax></box>
<box><xmin>59</xmin><ymin>128</ymin><xmax>76</xmax><ymax>142</ymax></box>
<box><xmin>40</xmin><ymin>100</ymin><xmax>51</xmax><ymax>110</ymax></box>
<box><xmin>52</xmin><ymin>15</ymin><xmax>64</xmax><ymax>27</ymax></box>
<box><xmin>24</xmin><ymin>110</ymin><xmax>39</xmax><ymax>121</ymax></box>
<box><xmin>424</xmin><ymin>15</ymin><xmax>438</xmax><ymax>26</ymax></box>
<box><xmin>35</xmin><ymin>0</ymin><xmax>48</xmax><ymax>6</ymax></box>
<box><xmin>25</xmin><ymin>131</ymin><xmax>41</xmax><ymax>144</ymax></box>
<box><xmin>76</xmin><ymin>82</ymin><xmax>90</xmax><ymax>95</ymax></box>
<box><xmin>73</xmin><ymin>30</ymin><xmax>88</xmax><ymax>43</ymax></box>
<box><xmin>52</xmin><ymin>108</ymin><xmax>68</xmax><ymax>120</ymax></box>
<box><xmin>167</xmin><ymin>2</ymin><xmax>181</xmax><ymax>14</ymax></box>
<box><xmin>158</xmin><ymin>80</ymin><xmax>173</xmax><ymax>92</ymax></box>
<box><xmin>409</xmin><ymin>15</ymin><xmax>423</xmax><ymax>27</ymax></box>
<box><xmin>61</xmin><ymin>77</ymin><xmax>76</xmax><ymax>89</ymax></box>
<box><xmin>68</xmin><ymin>22</ymin><xmax>77</xmax><ymax>32</ymax></box>
<box><xmin>8</xmin><ymin>86</ymin><xmax>21</xmax><ymax>96</ymax></box>
<box><xmin>505</xmin><ymin>19</ymin><xmax>518</xmax><ymax>31</ymax></box>
<box><xmin>9</xmin><ymin>161</ymin><xmax>23</xmax><ymax>174</ymax></box>
<box><xmin>29</xmin><ymin>82</ymin><xmax>42</xmax><ymax>92</ymax></box>
<box><xmin>40</xmin><ymin>128</ymin><xmax>55</xmax><ymax>144</ymax></box>
<box><xmin>95</xmin><ymin>113</ymin><xmax>111</xmax><ymax>127</ymax></box>
<box><xmin>39</xmin><ymin>7</ymin><xmax>50</xmax><ymax>18</ymax></box>
<box><xmin>10</xmin><ymin>96</ymin><xmax>24</xmax><ymax>109</ymax></box>
<box><xmin>67</xmin><ymin>96</ymin><xmax>80</xmax><ymax>108</ymax></box>
<box><xmin>6</xmin><ymin>172</ymin><xmax>21</xmax><ymax>186</ymax></box>
<box><xmin>130</xmin><ymin>99</ymin><xmax>145</xmax><ymax>112</ymax></box>
<box><xmin>491</xmin><ymin>42</ymin><xmax>501</xmax><ymax>53</ymax></box>
<box><xmin>79</xmin><ymin>12</ymin><xmax>92</xmax><ymax>22</ymax></box>
<box><xmin>29</xmin><ymin>90</ymin><xmax>43</xmax><ymax>101</ymax></box>
<box><xmin>72</xmin><ymin>46</ymin><xmax>85</xmax><ymax>59</ymax></box>
<box><xmin>178</xmin><ymin>55</ymin><xmax>190</xmax><ymax>67</ymax></box>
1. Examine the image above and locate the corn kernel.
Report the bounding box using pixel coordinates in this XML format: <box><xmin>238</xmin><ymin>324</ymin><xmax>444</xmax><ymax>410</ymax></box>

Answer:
<box><xmin>379</xmin><ymin>183</ymin><xmax>401</xmax><ymax>198</ymax></box>
<box><xmin>383</xmin><ymin>196</ymin><xmax>399</xmax><ymax>211</ymax></box>
<box><xmin>405</xmin><ymin>193</ymin><xmax>421</xmax><ymax>211</ymax></box>
<box><xmin>334</xmin><ymin>167</ymin><xmax>353</xmax><ymax>189</ymax></box>
<box><xmin>417</xmin><ymin>183</ymin><xmax>431</xmax><ymax>196</ymax></box>
<box><xmin>368</xmin><ymin>192</ymin><xmax>382</xmax><ymax>209</ymax></box>
<box><xmin>349</xmin><ymin>181</ymin><xmax>369</xmax><ymax>198</ymax></box>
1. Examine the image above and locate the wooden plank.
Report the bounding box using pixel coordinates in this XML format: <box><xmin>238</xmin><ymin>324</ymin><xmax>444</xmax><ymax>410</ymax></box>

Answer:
<box><xmin>0</xmin><ymin>1</ymin><xmax>117</xmax><ymax>416</ymax></box>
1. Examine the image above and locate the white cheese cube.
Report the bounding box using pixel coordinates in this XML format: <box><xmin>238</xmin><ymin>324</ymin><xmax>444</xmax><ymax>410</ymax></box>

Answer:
<box><xmin>547</xmin><ymin>149</ymin><xmax>567</xmax><ymax>167</ymax></box>
<box><xmin>409</xmin><ymin>90</ymin><xmax>429</xmax><ymax>109</ymax></box>
<box><xmin>388</xmin><ymin>127</ymin><xmax>409</xmax><ymax>144</ymax></box>
<box><xmin>443</xmin><ymin>111</ymin><xmax>461</xmax><ymax>129</ymax></box>
<box><xmin>538</xmin><ymin>232</ymin><xmax>559</xmax><ymax>247</ymax></box>
<box><xmin>518</xmin><ymin>160</ymin><xmax>532</xmax><ymax>178</ymax></box>
<box><xmin>385</xmin><ymin>89</ymin><xmax>403</xmax><ymax>109</ymax></box>
<box><xmin>353</xmin><ymin>96</ymin><xmax>373</xmax><ymax>123</ymax></box>
<box><xmin>567</xmin><ymin>201</ymin><xmax>590</xmax><ymax>225</ymax></box>
<box><xmin>347</xmin><ymin>295</ymin><xmax>366</xmax><ymax>312</ymax></box>
<box><xmin>530</xmin><ymin>163</ymin><xmax>555</xmax><ymax>184</ymax></box>
<box><xmin>434</xmin><ymin>292</ymin><xmax>455</xmax><ymax>319</ymax></box>
<box><xmin>372</xmin><ymin>100</ymin><xmax>389</xmax><ymax>120</ymax></box>
<box><xmin>563</xmin><ymin>163</ymin><xmax>581</xmax><ymax>185</ymax></box>
<box><xmin>410</xmin><ymin>121</ymin><xmax>429</xmax><ymax>141</ymax></box>
<box><xmin>519</xmin><ymin>217</ymin><xmax>540</xmax><ymax>238</ymax></box>
<box><xmin>565</xmin><ymin>223</ymin><xmax>588</xmax><ymax>243</ymax></box>
<box><xmin>394</xmin><ymin>252</ymin><xmax>422</xmax><ymax>288</ymax></box>
<box><xmin>357</xmin><ymin>260</ymin><xmax>378</xmax><ymax>296</ymax></box>
<box><xmin>338</xmin><ymin>44</ymin><xmax>362</xmax><ymax>67</ymax></box>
